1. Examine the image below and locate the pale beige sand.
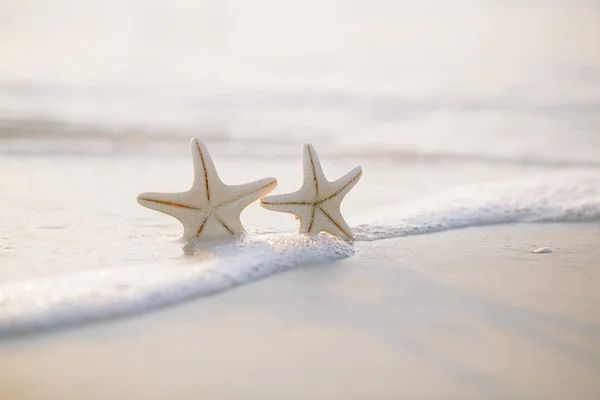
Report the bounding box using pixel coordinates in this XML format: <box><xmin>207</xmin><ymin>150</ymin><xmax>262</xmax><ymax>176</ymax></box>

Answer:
<box><xmin>1</xmin><ymin>223</ymin><xmax>599</xmax><ymax>400</ymax></box>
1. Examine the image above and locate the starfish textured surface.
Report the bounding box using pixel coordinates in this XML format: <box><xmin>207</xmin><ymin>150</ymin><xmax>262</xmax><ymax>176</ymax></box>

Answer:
<box><xmin>137</xmin><ymin>138</ymin><xmax>277</xmax><ymax>241</ymax></box>
<box><xmin>261</xmin><ymin>143</ymin><xmax>362</xmax><ymax>241</ymax></box>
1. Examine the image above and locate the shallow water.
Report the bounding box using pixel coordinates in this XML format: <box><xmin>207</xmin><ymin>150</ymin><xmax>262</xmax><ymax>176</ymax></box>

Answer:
<box><xmin>1</xmin><ymin>0</ymin><xmax>599</xmax><ymax>334</ymax></box>
<box><xmin>1</xmin><ymin>150</ymin><xmax>599</xmax><ymax>335</ymax></box>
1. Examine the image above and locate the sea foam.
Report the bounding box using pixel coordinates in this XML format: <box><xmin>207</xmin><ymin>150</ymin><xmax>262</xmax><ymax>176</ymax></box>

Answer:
<box><xmin>0</xmin><ymin>234</ymin><xmax>353</xmax><ymax>336</ymax></box>
<box><xmin>352</xmin><ymin>171</ymin><xmax>600</xmax><ymax>241</ymax></box>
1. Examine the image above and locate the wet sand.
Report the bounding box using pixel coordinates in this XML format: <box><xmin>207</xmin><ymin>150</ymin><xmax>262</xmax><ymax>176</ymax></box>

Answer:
<box><xmin>1</xmin><ymin>223</ymin><xmax>599</xmax><ymax>400</ymax></box>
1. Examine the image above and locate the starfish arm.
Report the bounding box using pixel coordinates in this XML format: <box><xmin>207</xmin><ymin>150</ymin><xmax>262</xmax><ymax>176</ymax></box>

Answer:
<box><xmin>190</xmin><ymin>138</ymin><xmax>224</xmax><ymax>201</ymax></box>
<box><xmin>260</xmin><ymin>194</ymin><xmax>313</xmax><ymax>212</ymax></box>
<box><xmin>137</xmin><ymin>190</ymin><xmax>203</xmax><ymax>221</ymax></box>
<box><xmin>212</xmin><ymin>178</ymin><xmax>278</xmax><ymax>209</ymax></box>
<box><xmin>318</xmin><ymin>165</ymin><xmax>362</xmax><ymax>204</ymax></box>
<box><xmin>182</xmin><ymin>213</ymin><xmax>212</xmax><ymax>241</ymax></box>
<box><xmin>288</xmin><ymin>205</ymin><xmax>318</xmax><ymax>234</ymax></box>
<box><xmin>136</xmin><ymin>190</ymin><xmax>210</xmax><ymax>240</ymax></box>
<box><xmin>315</xmin><ymin>206</ymin><xmax>354</xmax><ymax>241</ymax></box>
<box><xmin>298</xmin><ymin>205</ymin><xmax>324</xmax><ymax>235</ymax></box>
<box><xmin>259</xmin><ymin>176</ymin><xmax>316</xmax><ymax>211</ymax></box>
<box><xmin>213</xmin><ymin>213</ymin><xmax>244</xmax><ymax>236</ymax></box>
<box><xmin>302</xmin><ymin>143</ymin><xmax>328</xmax><ymax>199</ymax></box>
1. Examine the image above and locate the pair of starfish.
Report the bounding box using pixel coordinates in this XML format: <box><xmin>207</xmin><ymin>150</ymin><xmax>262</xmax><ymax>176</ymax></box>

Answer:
<box><xmin>137</xmin><ymin>138</ymin><xmax>362</xmax><ymax>241</ymax></box>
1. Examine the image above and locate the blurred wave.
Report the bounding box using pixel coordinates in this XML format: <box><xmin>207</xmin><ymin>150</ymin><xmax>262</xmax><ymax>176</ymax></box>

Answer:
<box><xmin>1</xmin><ymin>0</ymin><xmax>599</xmax><ymax>163</ymax></box>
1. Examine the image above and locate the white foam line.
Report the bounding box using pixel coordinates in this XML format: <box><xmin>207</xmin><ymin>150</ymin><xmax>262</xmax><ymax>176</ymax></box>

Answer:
<box><xmin>352</xmin><ymin>172</ymin><xmax>600</xmax><ymax>241</ymax></box>
<box><xmin>0</xmin><ymin>234</ymin><xmax>354</xmax><ymax>336</ymax></box>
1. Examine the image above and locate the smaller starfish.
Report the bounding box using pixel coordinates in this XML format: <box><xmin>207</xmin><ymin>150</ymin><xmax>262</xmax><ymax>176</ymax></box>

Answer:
<box><xmin>260</xmin><ymin>143</ymin><xmax>362</xmax><ymax>241</ymax></box>
<box><xmin>137</xmin><ymin>138</ymin><xmax>277</xmax><ymax>241</ymax></box>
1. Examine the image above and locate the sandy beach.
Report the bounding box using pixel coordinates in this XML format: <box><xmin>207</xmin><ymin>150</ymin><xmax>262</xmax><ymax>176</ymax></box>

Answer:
<box><xmin>2</xmin><ymin>1</ymin><xmax>599</xmax><ymax>399</ymax></box>
<box><xmin>1</xmin><ymin>223</ymin><xmax>599</xmax><ymax>400</ymax></box>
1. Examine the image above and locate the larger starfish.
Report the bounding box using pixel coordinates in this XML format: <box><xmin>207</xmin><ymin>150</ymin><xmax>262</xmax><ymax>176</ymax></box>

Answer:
<box><xmin>260</xmin><ymin>144</ymin><xmax>362</xmax><ymax>241</ymax></box>
<box><xmin>137</xmin><ymin>138</ymin><xmax>277</xmax><ymax>241</ymax></box>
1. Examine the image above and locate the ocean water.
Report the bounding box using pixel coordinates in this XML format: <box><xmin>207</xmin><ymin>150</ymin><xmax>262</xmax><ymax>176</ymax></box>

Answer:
<box><xmin>1</xmin><ymin>0</ymin><xmax>599</xmax><ymax>335</ymax></box>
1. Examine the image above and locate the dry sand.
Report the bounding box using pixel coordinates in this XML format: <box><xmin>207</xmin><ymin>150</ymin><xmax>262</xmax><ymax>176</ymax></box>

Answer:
<box><xmin>1</xmin><ymin>223</ymin><xmax>599</xmax><ymax>400</ymax></box>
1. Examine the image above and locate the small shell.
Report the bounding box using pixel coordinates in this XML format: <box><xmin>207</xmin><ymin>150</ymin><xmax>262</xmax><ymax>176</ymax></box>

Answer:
<box><xmin>532</xmin><ymin>247</ymin><xmax>552</xmax><ymax>254</ymax></box>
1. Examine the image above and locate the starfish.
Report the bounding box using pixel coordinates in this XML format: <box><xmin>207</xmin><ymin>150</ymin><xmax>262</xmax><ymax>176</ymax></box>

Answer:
<box><xmin>260</xmin><ymin>143</ymin><xmax>362</xmax><ymax>241</ymax></box>
<box><xmin>137</xmin><ymin>138</ymin><xmax>277</xmax><ymax>241</ymax></box>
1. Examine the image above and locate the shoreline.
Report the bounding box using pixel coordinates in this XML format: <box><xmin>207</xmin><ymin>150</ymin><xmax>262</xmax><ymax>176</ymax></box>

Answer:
<box><xmin>1</xmin><ymin>223</ymin><xmax>599</xmax><ymax>399</ymax></box>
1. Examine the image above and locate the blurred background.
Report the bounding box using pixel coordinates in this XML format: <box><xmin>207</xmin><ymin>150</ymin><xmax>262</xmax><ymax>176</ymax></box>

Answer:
<box><xmin>1</xmin><ymin>0</ymin><xmax>599</xmax><ymax>161</ymax></box>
